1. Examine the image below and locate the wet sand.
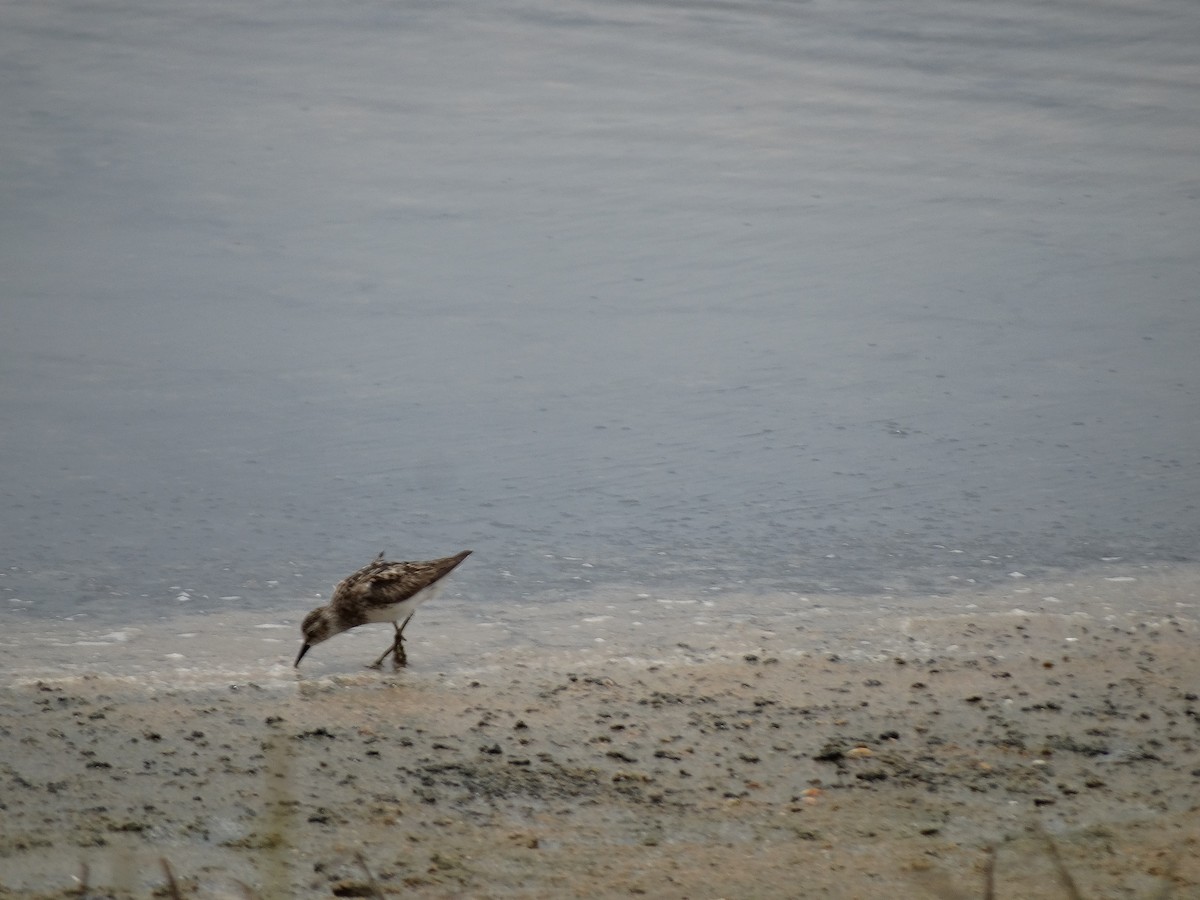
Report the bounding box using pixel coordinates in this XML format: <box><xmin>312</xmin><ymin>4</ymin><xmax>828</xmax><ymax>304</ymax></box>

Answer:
<box><xmin>2</xmin><ymin>577</ymin><xmax>1198</xmax><ymax>898</ymax></box>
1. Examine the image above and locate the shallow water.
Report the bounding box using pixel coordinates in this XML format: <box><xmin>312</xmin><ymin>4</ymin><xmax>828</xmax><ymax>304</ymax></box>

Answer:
<box><xmin>2</xmin><ymin>0</ymin><xmax>1198</xmax><ymax>632</ymax></box>
<box><xmin>4</xmin><ymin>563</ymin><xmax>1196</xmax><ymax>686</ymax></box>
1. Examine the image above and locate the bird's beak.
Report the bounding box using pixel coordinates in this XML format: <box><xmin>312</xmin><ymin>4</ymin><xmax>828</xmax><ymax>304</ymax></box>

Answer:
<box><xmin>294</xmin><ymin>643</ymin><xmax>311</xmax><ymax>667</ymax></box>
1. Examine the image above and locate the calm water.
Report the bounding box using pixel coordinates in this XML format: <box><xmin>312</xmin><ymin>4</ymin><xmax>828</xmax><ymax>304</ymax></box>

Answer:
<box><xmin>3</xmin><ymin>0</ymin><xmax>1198</xmax><ymax>628</ymax></box>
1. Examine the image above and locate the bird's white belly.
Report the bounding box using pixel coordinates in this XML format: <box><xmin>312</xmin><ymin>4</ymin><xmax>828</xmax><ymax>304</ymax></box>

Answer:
<box><xmin>362</xmin><ymin>580</ymin><xmax>447</xmax><ymax>625</ymax></box>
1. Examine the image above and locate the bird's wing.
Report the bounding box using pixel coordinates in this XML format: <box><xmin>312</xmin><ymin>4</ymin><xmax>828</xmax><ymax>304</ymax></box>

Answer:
<box><xmin>362</xmin><ymin>561</ymin><xmax>441</xmax><ymax>605</ymax></box>
<box><xmin>333</xmin><ymin>552</ymin><xmax>471</xmax><ymax>612</ymax></box>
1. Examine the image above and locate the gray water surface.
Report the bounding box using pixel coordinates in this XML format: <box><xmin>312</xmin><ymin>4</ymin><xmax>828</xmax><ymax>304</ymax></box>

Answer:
<box><xmin>3</xmin><ymin>0</ymin><xmax>1198</xmax><ymax>622</ymax></box>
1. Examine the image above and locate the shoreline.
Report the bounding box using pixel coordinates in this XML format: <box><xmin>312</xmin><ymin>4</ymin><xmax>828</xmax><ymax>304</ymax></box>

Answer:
<box><xmin>3</xmin><ymin>561</ymin><xmax>1195</xmax><ymax>683</ymax></box>
<box><xmin>3</xmin><ymin>573</ymin><xmax>1198</xmax><ymax>897</ymax></box>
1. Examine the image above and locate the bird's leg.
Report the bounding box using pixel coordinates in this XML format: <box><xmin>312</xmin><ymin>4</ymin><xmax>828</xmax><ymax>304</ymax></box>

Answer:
<box><xmin>366</xmin><ymin>617</ymin><xmax>415</xmax><ymax>670</ymax></box>
<box><xmin>390</xmin><ymin>615</ymin><xmax>413</xmax><ymax>668</ymax></box>
<box><xmin>366</xmin><ymin>639</ymin><xmax>393</xmax><ymax>670</ymax></box>
<box><xmin>367</xmin><ymin>621</ymin><xmax>404</xmax><ymax>670</ymax></box>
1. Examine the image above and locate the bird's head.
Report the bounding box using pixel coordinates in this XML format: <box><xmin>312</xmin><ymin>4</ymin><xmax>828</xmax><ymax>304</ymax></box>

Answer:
<box><xmin>294</xmin><ymin>607</ymin><xmax>335</xmax><ymax>667</ymax></box>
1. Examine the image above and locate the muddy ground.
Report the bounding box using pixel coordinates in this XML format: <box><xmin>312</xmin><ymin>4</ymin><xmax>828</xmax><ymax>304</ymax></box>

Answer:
<box><xmin>2</xmin><ymin>602</ymin><xmax>1198</xmax><ymax>898</ymax></box>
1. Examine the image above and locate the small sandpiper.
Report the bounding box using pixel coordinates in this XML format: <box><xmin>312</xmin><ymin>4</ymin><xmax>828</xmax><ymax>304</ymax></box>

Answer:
<box><xmin>294</xmin><ymin>550</ymin><xmax>472</xmax><ymax>669</ymax></box>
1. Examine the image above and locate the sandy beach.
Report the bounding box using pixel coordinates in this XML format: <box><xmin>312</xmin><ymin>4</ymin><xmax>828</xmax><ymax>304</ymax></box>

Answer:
<box><xmin>3</xmin><ymin>571</ymin><xmax>1198</xmax><ymax>898</ymax></box>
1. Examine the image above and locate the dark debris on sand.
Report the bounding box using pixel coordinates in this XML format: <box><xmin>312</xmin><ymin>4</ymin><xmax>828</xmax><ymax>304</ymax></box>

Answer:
<box><xmin>2</xmin><ymin>614</ymin><xmax>1198</xmax><ymax>897</ymax></box>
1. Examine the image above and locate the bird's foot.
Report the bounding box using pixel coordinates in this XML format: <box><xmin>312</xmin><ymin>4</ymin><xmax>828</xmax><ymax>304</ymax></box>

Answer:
<box><xmin>369</xmin><ymin>627</ymin><xmax>409</xmax><ymax>670</ymax></box>
<box><xmin>366</xmin><ymin>644</ymin><xmax>394</xmax><ymax>669</ymax></box>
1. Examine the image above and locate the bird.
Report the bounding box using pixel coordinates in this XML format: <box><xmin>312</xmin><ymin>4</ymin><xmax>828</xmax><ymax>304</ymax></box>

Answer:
<box><xmin>294</xmin><ymin>550</ymin><xmax>472</xmax><ymax>669</ymax></box>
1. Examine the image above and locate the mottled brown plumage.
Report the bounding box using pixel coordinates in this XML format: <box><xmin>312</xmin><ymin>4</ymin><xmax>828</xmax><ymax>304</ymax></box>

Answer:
<box><xmin>294</xmin><ymin>550</ymin><xmax>472</xmax><ymax>668</ymax></box>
